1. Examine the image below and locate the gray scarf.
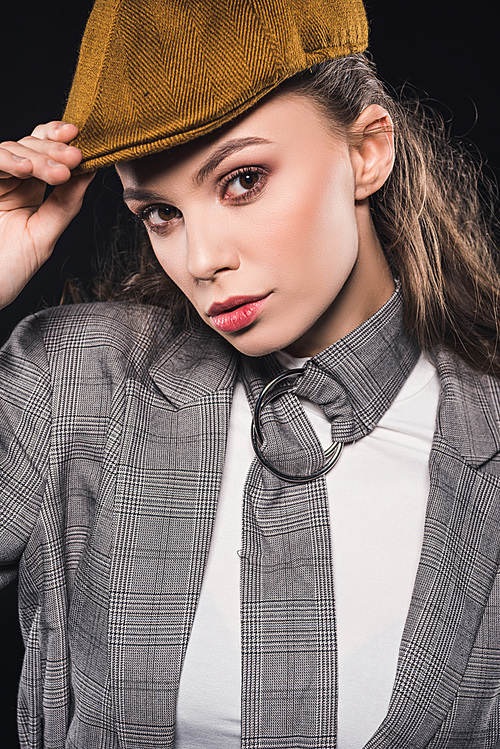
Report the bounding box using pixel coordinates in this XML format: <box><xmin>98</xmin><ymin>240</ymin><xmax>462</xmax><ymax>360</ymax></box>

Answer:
<box><xmin>238</xmin><ymin>287</ymin><xmax>420</xmax><ymax>748</ymax></box>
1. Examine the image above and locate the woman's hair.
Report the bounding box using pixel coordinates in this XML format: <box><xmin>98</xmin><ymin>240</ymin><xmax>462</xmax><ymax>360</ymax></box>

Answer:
<box><xmin>77</xmin><ymin>53</ymin><xmax>500</xmax><ymax>375</ymax></box>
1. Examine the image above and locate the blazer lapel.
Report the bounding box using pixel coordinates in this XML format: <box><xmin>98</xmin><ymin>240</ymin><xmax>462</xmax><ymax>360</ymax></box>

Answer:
<box><xmin>108</xmin><ymin>325</ymin><xmax>238</xmax><ymax>748</ymax></box>
<box><xmin>366</xmin><ymin>351</ymin><xmax>500</xmax><ymax>748</ymax></box>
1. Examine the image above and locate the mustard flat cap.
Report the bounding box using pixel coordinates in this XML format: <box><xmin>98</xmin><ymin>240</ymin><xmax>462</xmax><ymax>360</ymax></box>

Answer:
<box><xmin>64</xmin><ymin>0</ymin><xmax>368</xmax><ymax>173</ymax></box>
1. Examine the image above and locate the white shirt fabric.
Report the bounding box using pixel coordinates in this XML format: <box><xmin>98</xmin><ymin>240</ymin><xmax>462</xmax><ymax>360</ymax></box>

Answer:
<box><xmin>175</xmin><ymin>354</ymin><xmax>441</xmax><ymax>748</ymax></box>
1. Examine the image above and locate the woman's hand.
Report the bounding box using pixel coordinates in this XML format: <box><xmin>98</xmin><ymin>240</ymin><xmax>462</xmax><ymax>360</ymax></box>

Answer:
<box><xmin>0</xmin><ymin>122</ymin><xmax>95</xmax><ymax>310</ymax></box>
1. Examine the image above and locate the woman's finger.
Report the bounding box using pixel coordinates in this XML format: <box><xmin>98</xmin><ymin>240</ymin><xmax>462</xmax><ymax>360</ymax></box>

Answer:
<box><xmin>0</xmin><ymin>122</ymin><xmax>81</xmax><ymax>186</ymax></box>
<box><xmin>31</xmin><ymin>121</ymin><xmax>79</xmax><ymax>142</ymax></box>
<box><xmin>0</xmin><ymin>139</ymin><xmax>82</xmax><ymax>185</ymax></box>
<box><xmin>0</xmin><ymin>149</ymin><xmax>34</xmax><ymax>180</ymax></box>
<box><xmin>0</xmin><ymin>177</ymin><xmax>22</xmax><ymax>196</ymax></box>
<box><xmin>4</xmin><ymin>136</ymin><xmax>82</xmax><ymax>164</ymax></box>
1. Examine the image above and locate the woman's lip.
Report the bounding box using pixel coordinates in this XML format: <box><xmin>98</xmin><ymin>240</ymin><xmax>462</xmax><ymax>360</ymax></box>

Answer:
<box><xmin>208</xmin><ymin>295</ymin><xmax>268</xmax><ymax>316</ymax></box>
<box><xmin>209</xmin><ymin>295</ymin><xmax>270</xmax><ymax>333</ymax></box>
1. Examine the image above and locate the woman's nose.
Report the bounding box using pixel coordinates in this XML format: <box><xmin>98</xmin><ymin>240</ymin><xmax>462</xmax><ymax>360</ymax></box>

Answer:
<box><xmin>185</xmin><ymin>222</ymin><xmax>240</xmax><ymax>281</ymax></box>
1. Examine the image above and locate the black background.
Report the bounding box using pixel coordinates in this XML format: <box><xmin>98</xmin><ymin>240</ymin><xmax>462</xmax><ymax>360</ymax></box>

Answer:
<box><xmin>0</xmin><ymin>1</ymin><xmax>499</xmax><ymax>745</ymax></box>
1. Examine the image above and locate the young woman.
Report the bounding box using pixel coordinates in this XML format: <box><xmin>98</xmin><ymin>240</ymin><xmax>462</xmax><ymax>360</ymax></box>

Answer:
<box><xmin>0</xmin><ymin>1</ymin><xmax>499</xmax><ymax>748</ymax></box>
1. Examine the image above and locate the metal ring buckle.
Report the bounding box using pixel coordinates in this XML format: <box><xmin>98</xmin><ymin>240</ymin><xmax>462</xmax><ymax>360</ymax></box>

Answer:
<box><xmin>251</xmin><ymin>368</ymin><xmax>343</xmax><ymax>483</ymax></box>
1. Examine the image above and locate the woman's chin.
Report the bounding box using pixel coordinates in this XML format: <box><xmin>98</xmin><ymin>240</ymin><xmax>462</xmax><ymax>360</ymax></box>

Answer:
<box><xmin>217</xmin><ymin>330</ymin><xmax>300</xmax><ymax>358</ymax></box>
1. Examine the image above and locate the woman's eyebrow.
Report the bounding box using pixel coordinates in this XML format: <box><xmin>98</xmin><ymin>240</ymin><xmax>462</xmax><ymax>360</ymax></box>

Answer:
<box><xmin>194</xmin><ymin>136</ymin><xmax>272</xmax><ymax>186</ymax></box>
<box><xmin>122</xmin><ymin>188</ymin><xmax>167</xmax><ymax>204</ymax></box>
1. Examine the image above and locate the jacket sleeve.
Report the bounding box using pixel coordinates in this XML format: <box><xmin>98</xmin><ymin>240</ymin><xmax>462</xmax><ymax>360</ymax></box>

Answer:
<box><xmin>0</xmin><ymin>315</ymin><xmax>51</xmax><ymax>589</ymax></box>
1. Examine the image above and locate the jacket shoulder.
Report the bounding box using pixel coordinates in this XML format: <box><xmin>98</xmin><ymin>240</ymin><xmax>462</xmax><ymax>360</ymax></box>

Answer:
<box><xmin>433</xmin><ymin>348</ymin><xmax>500</xmax><ymax>472</ymax></box>
<box><xmin>33</xmin><ymin>301</ymin><xmax>174</xmax><ymax>356</ymax></box>
<box><xmin>1</xmin><ymin>302</ymin><xmax>184</xmax><ymax>394</ymax></box>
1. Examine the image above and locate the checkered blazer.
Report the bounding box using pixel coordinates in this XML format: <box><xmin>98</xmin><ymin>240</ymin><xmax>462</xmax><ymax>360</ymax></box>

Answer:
<box><xmin>0</xmin><ymin>302</ymin><xmax>499</xmax><ymax>749</ymax></box>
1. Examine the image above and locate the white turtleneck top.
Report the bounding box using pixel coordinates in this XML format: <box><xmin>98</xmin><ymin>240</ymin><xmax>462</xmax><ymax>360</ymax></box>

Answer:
<box><xmin>175</xmin><ymin>353</ymin><xmax>441</xmax><ymax>748</ymax></box>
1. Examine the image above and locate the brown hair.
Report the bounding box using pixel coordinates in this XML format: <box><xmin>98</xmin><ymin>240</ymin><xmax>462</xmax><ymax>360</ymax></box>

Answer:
<box><xmin>76</xmin><ymin>53</ymin><xmax>500</xmax><ymax>375</ymax></box>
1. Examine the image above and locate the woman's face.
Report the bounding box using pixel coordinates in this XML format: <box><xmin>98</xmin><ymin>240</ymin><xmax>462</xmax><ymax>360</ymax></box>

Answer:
<box><xmin>118</xmin><ymin>93</ymin><xmax>393</xmax><ymax>357</ymax></box>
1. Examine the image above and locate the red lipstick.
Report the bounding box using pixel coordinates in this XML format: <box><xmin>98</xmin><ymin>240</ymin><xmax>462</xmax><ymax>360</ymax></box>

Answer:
<box><xmin>208</xmin><ymin>294</ymin><xmax>269</xmax><ymax>333</ymax></box>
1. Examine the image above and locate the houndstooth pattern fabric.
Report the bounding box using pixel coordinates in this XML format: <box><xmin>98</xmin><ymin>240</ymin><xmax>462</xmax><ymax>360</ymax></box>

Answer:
<box><xmin>0</xmin><ymin>296</ymin><xmax>499</xmax><ymax>748</ymax></box>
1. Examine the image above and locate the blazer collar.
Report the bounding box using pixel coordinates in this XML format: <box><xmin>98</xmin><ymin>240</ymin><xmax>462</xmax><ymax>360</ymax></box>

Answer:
<box><xmin>148</xmin><ymin>321</ymin><xmax>239</xmax><ymax>407</ymax></box>
<box><xmin>296</xmin><ymin>284</ymin><xmax>421</xmax><ymax>441</ymax></box>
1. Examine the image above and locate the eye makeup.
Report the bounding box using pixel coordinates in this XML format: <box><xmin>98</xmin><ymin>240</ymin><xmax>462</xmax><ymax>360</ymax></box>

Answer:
<box><xmin>219</xmin><ymin>166</ymin><xmax>268</xmax><ymax>202</ymax></box>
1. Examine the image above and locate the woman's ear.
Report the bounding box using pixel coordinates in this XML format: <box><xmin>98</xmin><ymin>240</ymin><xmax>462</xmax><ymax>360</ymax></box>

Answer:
<box><xmin>350</xmin><ymin>104</ymin><xmax>394</xmax><ymax>201</ymax></box>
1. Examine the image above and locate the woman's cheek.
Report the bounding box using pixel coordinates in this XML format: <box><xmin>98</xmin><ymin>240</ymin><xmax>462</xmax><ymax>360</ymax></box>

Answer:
<box><xmin>151</xmin><ymin>240</ymin><xmax>183</xmax><ymax>283</ymax></box>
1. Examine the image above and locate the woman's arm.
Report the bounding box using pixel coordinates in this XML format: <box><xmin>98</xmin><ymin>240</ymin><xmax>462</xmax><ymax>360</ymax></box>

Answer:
<box><xmin>0</xmin><ymin>314</ymin><xmax>53</xmax><ymax>586</ymax></box>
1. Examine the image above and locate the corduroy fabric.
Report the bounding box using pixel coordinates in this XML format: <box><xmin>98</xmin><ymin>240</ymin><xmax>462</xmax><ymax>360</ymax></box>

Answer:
<box><xmin>63</xmin><ymin>0</ymin><xmax>368</xmax><ymax>173</ymax></box>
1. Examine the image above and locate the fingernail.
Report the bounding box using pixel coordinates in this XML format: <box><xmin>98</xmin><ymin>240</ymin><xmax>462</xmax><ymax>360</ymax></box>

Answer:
<box><xmin>12</xmin><ymin>154</ymin><xmax>28</xmax><ymax>163</ymax></box>
<box><xmin>56</xmin><ymin>122</ymin><xmax>69</xmax><ymax>129</ymax></box>
<box><xmin>47</xmin><ymin>159</ymin><xmax>65</xmax><ymax>168</ymax></box>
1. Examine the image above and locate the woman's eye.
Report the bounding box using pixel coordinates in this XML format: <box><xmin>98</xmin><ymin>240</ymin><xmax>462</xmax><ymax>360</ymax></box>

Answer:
<box><xmin>223</xmin><ymin>170</ymin><xmax>264</xmax><ymax>199</ymax></box>
<box><xmin>141</xmin><ymin>205</ymin><xmax>180</xmax><ymax>227</ymax></box>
